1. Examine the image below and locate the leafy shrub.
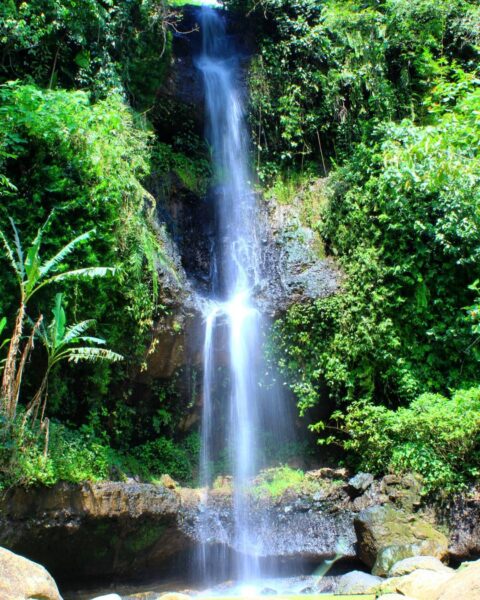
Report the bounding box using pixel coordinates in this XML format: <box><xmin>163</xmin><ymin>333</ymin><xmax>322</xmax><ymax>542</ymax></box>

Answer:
<box><xmin>0</xmin><ymin>82</ymin><xmax>171</xmax><ymax>428</ymax></box>
<box><xmin>0</xmin><ymin>0</ymin><xmax>172</xmax><ymax>107</ymax></box>
<box><xmin>338</xmin><ymin>387</ymin><xmax>480</xmax><ymax>494</ymax></box>
<box><xmin>151</xmin><ymin>142</ymin><xmax>211</xmax><ymax>196</ymax></box>
<box><xmin>252</xmin><ymin>465</ymin><xmax>306</xmax><ymax>498</ymax></box>
<box><xmin>131</xmin><ymin>432</ymin><xmax>200</xmax><ymax>485</ymax></box>
<box><xmin>0</xmin><ymin>419</ymin><xmax>200</xmax><ymax>488</ymax></box>
<box><xmin>0</xmin><ymin>420</ymin><xmax>114</xmax><ymax>488</ymax></box>
<box><xmin>227</xmin><ymin>0</ymin><xmax>480</xmax><ymax>170</ymax></box>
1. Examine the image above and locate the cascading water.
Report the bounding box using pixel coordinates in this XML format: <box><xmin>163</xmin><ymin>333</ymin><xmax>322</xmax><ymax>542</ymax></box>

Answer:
<box><xmin>196</xmin><ymin>6</ymin><xmax>272</xmax><ymax>585</ymax></box>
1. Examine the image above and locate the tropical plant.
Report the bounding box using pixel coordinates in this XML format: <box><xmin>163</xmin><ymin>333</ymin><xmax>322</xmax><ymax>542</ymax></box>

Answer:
<box><xmin>0</xmin><ymin>83</ymin><xmax>169</xmax><ymax>417</ymax></box>
<box><xmin>26</xmin><ymin>293</ymin><xmax>123</xmax><ymax>427</ymax></box>
<box><xmin>0</xmin><ymin>318</ymin><xmax>9</xmax><ymax>352</ymax></box>
<box><xmin>226</xmin><ymin>0</ymin><xmax>480</xmax><ymax>172</ymax></box>
<box><xmin>0</xmin><ymin>215</ymin><xmax>115</xmax><ymax>420</ymax></box>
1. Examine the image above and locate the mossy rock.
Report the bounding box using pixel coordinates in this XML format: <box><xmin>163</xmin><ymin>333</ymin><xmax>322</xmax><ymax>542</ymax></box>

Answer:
<box><xmin>354</xmin><ymin>505</ymin><xmax>448</xmax><ymax>576</ymax></box>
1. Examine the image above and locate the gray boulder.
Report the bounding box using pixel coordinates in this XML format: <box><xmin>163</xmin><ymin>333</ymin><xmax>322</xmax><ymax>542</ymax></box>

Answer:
<box><xmin>336</xmin><ymin>570</ymin><xmax>382</xmax><ymax>594</ymax></box>
<box><xmin>348</xmin><ymin>472</ymin><xmax>374</xmax><ymax>494</ymax></box>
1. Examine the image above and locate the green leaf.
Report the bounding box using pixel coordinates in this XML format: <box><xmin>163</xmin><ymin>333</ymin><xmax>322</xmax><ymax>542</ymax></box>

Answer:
<box><xmin>0</xmin><ymin>230</ymin><xmax>22</xmax><ymax>283</ymax></box>
<box><xmin>67</xmin><ymin>347</ymin><xmax>123</xmax><ymax>364</ymax></box>
<box><xmin>52</xmin><ymin>293</ymin><xmax>66</xmax><ymax>348</ymax></box>
<box><xmin>39</xmin><ymin>230</ymin><xmax>93</xmax><ymax>280</ymax></box>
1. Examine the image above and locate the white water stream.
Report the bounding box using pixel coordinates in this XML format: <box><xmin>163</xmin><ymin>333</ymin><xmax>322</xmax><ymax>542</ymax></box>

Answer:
<box><xmin>196</xmin><ymin>6</ymin><xmax>270</xmax><ymax>584</ymax></box>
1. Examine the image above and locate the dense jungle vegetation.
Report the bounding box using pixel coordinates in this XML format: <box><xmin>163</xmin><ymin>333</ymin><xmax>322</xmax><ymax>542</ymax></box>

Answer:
<box><xmin>0</xmin><ymin>0</ymin><xmax>206</xmax><ymax>487</ymax></box>
<box><xmin>0</xmin><ymin>0</ymin><xmax>479</xmax><ymax>495</ymax></box>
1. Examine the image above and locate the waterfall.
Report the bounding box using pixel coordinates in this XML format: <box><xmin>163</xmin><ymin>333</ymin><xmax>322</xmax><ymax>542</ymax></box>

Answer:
<box><xmin>195</xmin><ymin>6</ymin><xmax>290</xmax><ymax>585</ymax></box>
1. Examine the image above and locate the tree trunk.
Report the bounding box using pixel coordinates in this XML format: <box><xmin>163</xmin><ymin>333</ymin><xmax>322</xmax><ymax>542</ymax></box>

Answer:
<box><xmin>12</xmin><ymin>315</ymin><xmax>43</xmax><ymax>420</ymax></box>
<box><xmin>1</xmin><ymin>302</ymin><xmax>25</xmax><ymax>419</ymax></box>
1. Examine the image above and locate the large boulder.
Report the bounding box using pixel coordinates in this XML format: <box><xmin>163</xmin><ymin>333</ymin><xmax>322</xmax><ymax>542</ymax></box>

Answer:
<box><xmin>435</xmin><ymin>559</ymin><xmax>480</xmax><ymax>600</ymax></box>
<box><xmin>388</xmin><ymin>556</ymin><xmax>454</xmax><ymax>577</ymax></box>
<box><xmin>355</xmin><ymin>505</ymin><xmax>449</xmax><ymax>576</ymax></box>
<box><xmin>377</xmin><ymin>569</ymin><xmax>454</xmax><ymax>600</ymax></box>
<box><xmin>0</xmin><ymin>547</ymin><xmax>61</xmax><ymax>600</ymax></box>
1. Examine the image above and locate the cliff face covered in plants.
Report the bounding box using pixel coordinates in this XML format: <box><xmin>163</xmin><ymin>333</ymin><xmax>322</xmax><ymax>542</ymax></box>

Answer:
<box><xmin>227</xmin><ymin>0</ymin><xmax>480</xmax><ymax>496</ymax></box>
<box><xmin>0</xmin><ymin>0</ymin><xmax>480</xmax><ymax>507</ymax></box>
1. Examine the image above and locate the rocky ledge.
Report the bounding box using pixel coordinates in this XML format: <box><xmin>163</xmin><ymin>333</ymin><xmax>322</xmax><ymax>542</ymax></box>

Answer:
<box><xmin>0</xmin><ymin>481</ymin><xmax>190</xmax><ymax>582</ymax></box>
<box><xmin>0</xmin><ymin>470</ymin><xmax>479</xmax><ymax>584</ymax></box>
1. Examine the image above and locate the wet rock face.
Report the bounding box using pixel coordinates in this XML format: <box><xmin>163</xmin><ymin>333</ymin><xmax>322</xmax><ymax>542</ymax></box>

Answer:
<box><xmin>178</xmin><ymin>485</ymin><xmax>357</xmax><ymax>561</ymax></box>
<box><xmin>255</xmin><ymin>194</ymin><xmax>340</xmax><ymax>317</ymax></box>
<box><xmin>178</xmin><ymin>470</ymin><xmax>426</xmax><ymax>564</ymax></box>
<box><xmin>439</xmin><ymin>489</ymin><xmax>480</xmax><ymax>560</ymax></box>
<box><xmin>0</xmin><ymin>482</ymin><xmax>192</xmax><ymax>583</ymax></box>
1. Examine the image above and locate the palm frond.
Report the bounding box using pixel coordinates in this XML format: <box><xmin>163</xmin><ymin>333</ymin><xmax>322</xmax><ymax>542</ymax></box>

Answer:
<box><xmin>67</xmin><ymin>347</ymin><xmax>123</xmax><ymax>364</ymax></box>
<box><xmin>32</xmin><ymin>266</ymin><xmax>116</xmax><ymax>298</ymax></box>
<box><xmin>39</xmin><ymin>230</ymin><xmax>93</xmax><ymax>279</ymax></box>
<box><xmin>9</xmin><ymin>218</ymin><xmax>25</xmax><ymax>280</ymax></box>
<box><xmin>0</xmin><ymin>230</ymin><xmax>23</xmax><ymax>283</ymax></box>
<box><xmin>62</xmin><ymin>320</ymin><xmax>96</xmax><ymax>345</ymax></box>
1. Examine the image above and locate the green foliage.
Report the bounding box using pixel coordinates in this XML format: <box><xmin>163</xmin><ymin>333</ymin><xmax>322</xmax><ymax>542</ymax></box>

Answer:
<box><xmin>252</xmin><ymin>465</ymin><xmax>306</xmax><ymax>498</ymax></box>
<box><xmin>0</xmin><ymin>212</ymin><xmax>119</xmax><ymax>423</ymax></box>
<box><xmin>230</xmin><ymin>0</ymin><xmax>480</xmax><ymax>171</ymax></box>
<box><xmin>130</xmin><ymin>432</ymin><xmax>200</xmax><ymax>485</ymax></box>
<box><xmin>39</xmin><ymin>293</ymin><xmax>123</xmax><ymax>368</ymax></box>
<box><xmin>0</xmin><ymin>82</ymin><xmax>167</xmax><ymax>423</ymax></box>
<box><xmin>0</xmin><ymin>2</ymin><xmax>204</xmax><ymax>487</ymax></box>
<box><xmin>0</xmin><ymin>216</ymin><xmax>114</xmax><ymax>304</ymax></box>
<box><xmin>0</xmin><ymin>416</ymin><xmax>200</xmax><ymax>488</ymax></box>
<box><xmin>0</xmin><ymin>417</ymin><xmax>113</xmax><ymax>487</ymax></box>
<box><xmin>338</xmin><ymin>387</ymin><xmax>480</xmax><ymax>495</ymax></box>
<box><xmin>274</xmin><ymin>82</ymin><xmax>480</xmax><ymax>420</ymax></box>
<box><xmin>151</xmin><ymin>142</ymin><xmax>211</xmax><ymax>196</ymax></box>
<box><xmin>0</xmin><ymin>0</ymin><xmax>172</xmax><ymax>108</ymax></box>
